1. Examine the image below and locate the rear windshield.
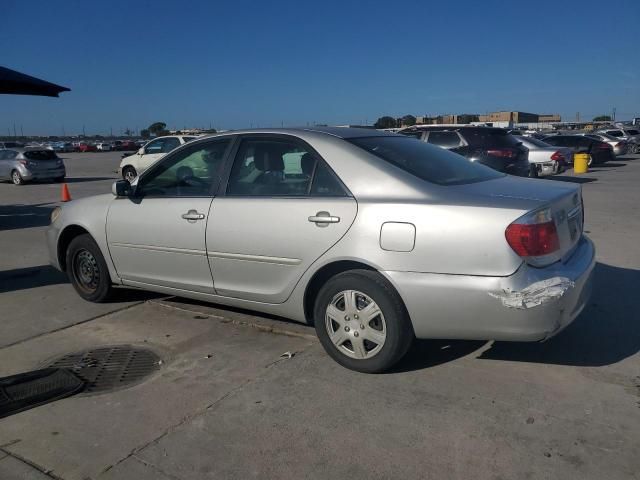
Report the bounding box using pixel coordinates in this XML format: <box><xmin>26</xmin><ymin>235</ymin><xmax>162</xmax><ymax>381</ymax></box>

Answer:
<box><xmin>24</xmin><ymin>150</ymin><xmax>58</xmax><ymax>160</ymax></box>
<box><xmin>626</xmin><ymin>129</ymin><xmax>639</xmax><ymax>135</ymax></box>
<box><xmin>462</xmin><ymin>129</ymin><xmax>521</xmax><ymax>148</ymax></box>
<box><xmin>349</xmin><ymin>136</ymin><xmax>503</xmax><ymax>186</ymax></box>
<box><xmin>517</xmin><ymin>136</ymin><xmax>550</xmax><ymax>148</ymax></box>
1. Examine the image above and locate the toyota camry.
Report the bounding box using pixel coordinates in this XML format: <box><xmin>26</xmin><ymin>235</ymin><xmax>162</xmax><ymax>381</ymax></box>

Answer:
<box><xmin>47</xmin><ymin>127</ymin><xmax>595</xmax><ymax>372</ymax></box>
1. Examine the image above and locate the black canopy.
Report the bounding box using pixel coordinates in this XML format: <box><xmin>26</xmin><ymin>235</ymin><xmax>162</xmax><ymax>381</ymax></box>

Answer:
<box><xmin>0</xmin><ymin>66</ymin><xmax>70</xmax><ymax>97</ymax></box>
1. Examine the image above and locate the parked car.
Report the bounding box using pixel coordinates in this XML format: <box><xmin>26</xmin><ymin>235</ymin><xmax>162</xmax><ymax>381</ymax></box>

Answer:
<box><xmin>596</xmin><ymin>128</ymin><xmax>640</xmax><ymax>153</ymax></box>
<box><xmin>118</xmin><ymin>140</ymin><xmax>138</xmax><ymax>152</ymax></box>
<box><xmin>78</xmin><ymin>143</ymin><xmax>97</xmax><ymax>153</ymax></box>
<box><xmin>579</xmin><ymin>133</ymin><xmax>628</xmax><ymax>156</ymax></box>
<box><xmin>119</xmin><ymin>135</ymin><xmax>196</xmax><ymax>181</ymax></box>
<box><xmin>96</xmin><ymin>142</ymin><xmax>112</xmax><ymax>152</ymax></box>
<box><xmin>0</xmin><ymin>142</ymin><xmax>24</xmax><ymax>149</ymax></box>
<box><xmin>514</xmin><ymin>136</ymin><xmax>570</xmax><ymax>176</ymax></box>
<box><xmin>47</xmin><ymin>128</ymin><xmax>594</xmax><ymax>373</ymax></box>
<box><xmin>0</xmin><ymin>147</ymin><xmax>65</xmax><ymax>185</ymax></box>
<box><xmin>542</xmin><ymin>135</ymin><xmax>614</xmax><ymax>165</ymax></box>
<box><xmin>398</xmin><ymin>126</ymin><xmax>531</xmax><ymax>176</ymax></box>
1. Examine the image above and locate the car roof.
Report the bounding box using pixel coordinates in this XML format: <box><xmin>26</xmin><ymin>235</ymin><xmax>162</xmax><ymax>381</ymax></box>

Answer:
<box><xmin>193</xmin><ymin>127</ymin><xmax>396</xmax><ymax>142</ymax></box>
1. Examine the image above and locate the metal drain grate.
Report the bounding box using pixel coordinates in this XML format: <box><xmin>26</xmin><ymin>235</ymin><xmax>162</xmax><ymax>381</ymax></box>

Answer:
<box><xmin>47</xmin><ymin>345</ymin><xmax>161</xmax><ymax>394</ymax></box>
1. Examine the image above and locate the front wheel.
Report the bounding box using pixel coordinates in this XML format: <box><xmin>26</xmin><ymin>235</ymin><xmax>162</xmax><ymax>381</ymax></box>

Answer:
<box><xmin>314</xmin><ymin>270</ymin><xmax>414</xmax><ymax>373</ymax></box>
<box><xmin>66</xmin><ymin>234</ymin><xmax>114</xmax><ymax>302</ymax></box>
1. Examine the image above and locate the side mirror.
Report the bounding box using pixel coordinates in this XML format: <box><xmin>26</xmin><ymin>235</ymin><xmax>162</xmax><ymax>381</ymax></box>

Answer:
<box><xmin>112</xmin><ymin>179</ymin><xmax>132</xmax><ymax>197</ymax></box>
<box><xmin>138</xmin><ymin>147</ymin><xmax>145</xmax><ymax>155</ymax></box>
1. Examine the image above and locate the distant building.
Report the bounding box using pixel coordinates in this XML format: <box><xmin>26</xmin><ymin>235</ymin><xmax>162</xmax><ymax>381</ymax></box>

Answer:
<box><xmin>538</xmin><ymin>114</ymin><xmax>561</xmax><ymax>123</ymax></box>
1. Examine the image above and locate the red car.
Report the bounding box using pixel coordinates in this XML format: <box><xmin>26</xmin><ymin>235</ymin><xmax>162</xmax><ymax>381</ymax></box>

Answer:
<box><xmin>118</xmin><ymin>140</ymin><xmax>138</xmax><ymax>151</ymax></box>
<box><xmin>78</xmin><ymin>143</ymin><xmax>97</xmax><ymax>152</ymax></box>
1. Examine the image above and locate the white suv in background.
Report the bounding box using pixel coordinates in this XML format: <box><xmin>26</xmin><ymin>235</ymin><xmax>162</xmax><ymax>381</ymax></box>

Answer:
<box><xmin>119</xmin><ymin>135</ymin><xmax>196</xmax><ymax>181</ymax></box>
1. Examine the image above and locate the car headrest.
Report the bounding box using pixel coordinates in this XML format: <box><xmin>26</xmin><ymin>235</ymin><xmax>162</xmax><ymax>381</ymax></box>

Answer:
<box><xmin>254</xmin><ymin>144</ymin><xmax>284</xmax><ymax>171</ymax></box>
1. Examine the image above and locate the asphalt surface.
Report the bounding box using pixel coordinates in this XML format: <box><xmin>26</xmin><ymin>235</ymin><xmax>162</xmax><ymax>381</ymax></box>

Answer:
<box><xmin>0</xmin><ymin>151</ymin><xmax>639</xmax><ymax>480</ymax></box>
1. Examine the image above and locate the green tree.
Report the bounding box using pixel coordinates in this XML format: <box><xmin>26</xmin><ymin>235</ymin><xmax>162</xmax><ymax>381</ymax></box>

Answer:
<box><xmin>374</xmin><ymin>116</ymin><xmax>397</xmax><ymax>129</ymax></box>
<box><xmin>140</xmin><ymin>129</ymin><xmax>150</xmax><ymax>139</ymax></box>
<box><xmin>593</xmin><ymin>115</ymin><xmax>612</xmax><ymax>122</ymax></box>
<box><xmin>148</xmin><ymin>122</ymin><xmax>167</xmax><ymax>136</ymax></box>
<box><xmin>401</xmin><ymin>115</ymin><xmax>416</xmax><ymax>127</ymax></box>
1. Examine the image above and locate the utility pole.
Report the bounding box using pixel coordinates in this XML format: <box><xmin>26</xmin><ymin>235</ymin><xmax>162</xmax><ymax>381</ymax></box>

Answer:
<box><xmin>82</xmin><ymin>125</ymin><xmax>86</xmax><ymax>137</ymax></box>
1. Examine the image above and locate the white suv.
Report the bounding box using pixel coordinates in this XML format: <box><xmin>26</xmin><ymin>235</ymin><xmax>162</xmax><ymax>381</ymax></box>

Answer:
<box><xmin>119</xmin><ymin>135</ymin><xmax>196</xmax><ymax>181</ymax></box>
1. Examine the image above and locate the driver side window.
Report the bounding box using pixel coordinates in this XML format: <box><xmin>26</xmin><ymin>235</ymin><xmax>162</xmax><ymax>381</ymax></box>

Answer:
<box><xmin>137</xmin><ymin>139</ymin><xmax>231</xmax><ymax>197</ymax></box>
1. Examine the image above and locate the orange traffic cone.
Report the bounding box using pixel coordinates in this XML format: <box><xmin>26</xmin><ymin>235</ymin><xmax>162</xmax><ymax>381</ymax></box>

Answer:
<box><xmin>61</xmin><ymin>183</ymin><xmax>71</xmax><ymax>202</ymax></box>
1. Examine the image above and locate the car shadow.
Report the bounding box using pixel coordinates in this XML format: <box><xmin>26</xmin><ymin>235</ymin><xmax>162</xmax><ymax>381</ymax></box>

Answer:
<box><xmin>0</xmin><ymin>265</ymin><xmax>67</xmax><ymax>293</ymax></box>
<box><xmin>391</xmin><ymin>339</ymin><xmax>487</xmax><ymax>373</ymax></box>
<box><xmin>0</xmin><ymin>265</ymin><xmax>161</xmax><ymax>303</ymax></box>
<box><xmin>590</xmin><ymin>162</ymin><xmax>627</xmax><ymax>168</ymax></box>
<box><xmin>0</xmin><ymin>203</ymin><xmax>55</xmax><ymax>231</ymax></box>
<box><xmin>548</xmin><ymin>176</ymin><xmax>597</xmax><ymax>184</ymax></box>
<box><xmin>478</xmin><ymin>262</ymin><xmax>640</xmax><ymax>367</ymax></box>
<box><xmin>62</xmin><ymin>177</ymin><xmax>116</xmax><ymax>183</ymax></box>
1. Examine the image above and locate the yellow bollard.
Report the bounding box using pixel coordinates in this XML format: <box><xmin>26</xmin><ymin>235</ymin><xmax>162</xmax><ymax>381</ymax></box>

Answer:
<box><xmin>573</xmin><ymin>153</ymin><xmax>589</xmax><ymax>174</ymax></box>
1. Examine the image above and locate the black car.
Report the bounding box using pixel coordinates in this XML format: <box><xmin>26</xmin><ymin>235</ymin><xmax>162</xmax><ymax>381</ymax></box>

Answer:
<box><xmin>398</xmin><ymin>126</ymin><xmax>531</xmax><ymax>177</ymax></box>
<box><xmin>542</xmin><ymin>135</ymin><xmax>614</xmax><ymax>165</ymax></box>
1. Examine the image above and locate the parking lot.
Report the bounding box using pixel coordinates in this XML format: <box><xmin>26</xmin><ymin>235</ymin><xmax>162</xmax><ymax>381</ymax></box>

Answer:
<box><xmin>1</xmin><ymin>150</ymin><xmax>639</xmax><ymax>479</ymax></box>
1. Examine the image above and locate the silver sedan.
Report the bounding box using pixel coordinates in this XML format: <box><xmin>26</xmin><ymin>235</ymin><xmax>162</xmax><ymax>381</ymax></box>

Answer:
<box><xmin>47</xmin><ymin>128</ymin><xmax>595</xmax><ymax>372</ymax></box>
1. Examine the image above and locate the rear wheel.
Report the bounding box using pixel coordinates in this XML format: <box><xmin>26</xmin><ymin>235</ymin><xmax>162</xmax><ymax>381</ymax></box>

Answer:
<box><xmin>122</xmin><ymin>166</ymin><xmax>137</xmax><ymax>183</ymax></box>
<box><xmin>314</xmin><ymin>270</ymin><xmax>413</xmax><ymax>373</ymax></box>
<box><xmin>66</xmin><ymin>234</ymin><xmax>114</xmax><ymax>302</ymax></box>
<box><xmin>11</xmin><ymin>170</ymin><xmax>24</xmax><ymax>185</ymax></box>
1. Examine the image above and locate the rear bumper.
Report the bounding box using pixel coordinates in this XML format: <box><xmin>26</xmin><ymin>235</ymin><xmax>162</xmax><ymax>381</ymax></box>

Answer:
<box><xmin>386</xmin><ymin>235</ymin><xmax>595</xmax><ymax>342</ymax></box>
<box><xmin>20</xmin><ymin>165</ymin><xmax>66</xmax><ymax>180</ymax></box>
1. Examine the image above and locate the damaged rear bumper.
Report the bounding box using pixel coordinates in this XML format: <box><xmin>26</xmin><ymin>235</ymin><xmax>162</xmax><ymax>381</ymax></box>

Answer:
<box><xmin>385</xmin><ymin>235</ymin><xmax>595</xmax><ymax>342</ymax></box>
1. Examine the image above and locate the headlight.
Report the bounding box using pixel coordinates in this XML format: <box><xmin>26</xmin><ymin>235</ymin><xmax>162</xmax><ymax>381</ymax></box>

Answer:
<box><xmin>50</xmin><ymin>206</ymin><xmax>62</xmax><ymax>224</ymax></box>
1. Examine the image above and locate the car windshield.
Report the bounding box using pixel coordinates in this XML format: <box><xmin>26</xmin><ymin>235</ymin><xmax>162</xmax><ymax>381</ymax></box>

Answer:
<box><xmin>23</xmin><ymin>150</ymin><xmax>58</xmax><ymax>160</ymax></box>
<box><xmin>349</xmin><ymin>136</ymin><xmax>503</xmax><ymax>186</ymax></box>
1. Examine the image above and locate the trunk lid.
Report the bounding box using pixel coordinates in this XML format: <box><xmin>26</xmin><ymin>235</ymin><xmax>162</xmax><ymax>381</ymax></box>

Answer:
<box><xmin>447</xmin><ymin>175</ymin><xmax>583</xmax><ymax>264</ymax></box>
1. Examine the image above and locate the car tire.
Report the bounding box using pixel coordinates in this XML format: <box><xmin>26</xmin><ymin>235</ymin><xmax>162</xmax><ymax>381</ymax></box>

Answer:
<box><xmin>122</xmin><ymin>166</ymin><xmax>137</xmax><ymax>183</ymax></box>
<box><xmin>54</xmin><ymin>176</ymin><xmax>65</xmax><ymax>183</ymax></box>
<box><xmin>65</xmin><ymin>234</ymin><xmax>114</xmax><ymax>303</ymax></box>
<box><xmin>11</xmin><ymin>170</ymin><xmax>24</xmax><ymax>185</ymax></box>
<box><xmin>313</xmin><ymin>269</ymin><xmax>414</xmax><ymax>373</ymax></box>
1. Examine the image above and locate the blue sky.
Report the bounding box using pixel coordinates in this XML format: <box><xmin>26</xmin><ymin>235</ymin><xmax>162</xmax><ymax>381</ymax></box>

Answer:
<box><xmin>2</xmin><ymin>0</ymin><xmax>639</xmax><ymax>136</ymax></box>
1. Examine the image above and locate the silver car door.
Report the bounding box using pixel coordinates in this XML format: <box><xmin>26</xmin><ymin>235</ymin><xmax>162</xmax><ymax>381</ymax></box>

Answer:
<box><xmin>207</xmin><ymin>135</ymin><xmax>357</xmax><ymax>304</ymax></box>
<box><xmin>107</xmin><ymin>138</ymin><xmax>232</xmax><ymax>293</ymax></box>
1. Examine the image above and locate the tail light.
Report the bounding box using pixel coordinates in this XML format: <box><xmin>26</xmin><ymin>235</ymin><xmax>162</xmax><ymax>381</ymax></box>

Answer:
<box><xmin>487</xmin><ymin>149</ymin><xmax>516</xmax><ymax>158</ymax></box>
<box><xmin>597</xmin><ymin>143</ymin><xmax>612</xmax><ymax>150</ymax></box>
<box><xmin>550</xmin><ymin>151</ymin><xmax>565</xmax><ymax>161</ymax></box>
<box><xmin>505</xmin><ymin>208</ymin><xmax>560</xmax><ymax>257</ymax></box>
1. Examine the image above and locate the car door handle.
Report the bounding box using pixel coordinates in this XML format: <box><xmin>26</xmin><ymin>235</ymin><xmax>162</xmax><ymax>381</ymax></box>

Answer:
<box><xmin>181</xmin><ymin>210</ymin><xmax>206</xmax><ymax>222</ymax></box>
<box><xmin>308</xmin><ymin>211</ymin><xmax>340</xmax><ymax>226</ymax></box>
